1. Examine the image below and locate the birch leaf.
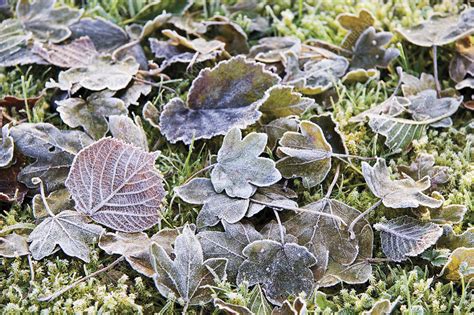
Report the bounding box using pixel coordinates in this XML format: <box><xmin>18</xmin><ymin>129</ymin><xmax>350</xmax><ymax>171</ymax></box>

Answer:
<box><xmin>264</xmin><ymin>117</ymin><xmax>299</xmax><ymax>150</ymax></box>
<box><xmin>29</xmin><ymin>210</ymin><xmax>104</xmax><ymax>262</ymax></box>
<box><xmin>237</xmin><ymin>240</ymin><xmax>316</xmax><ymax>306</ymax></box>
<box><xmin>159</xmin><ymin>56</ymin><xmax>280</xmax><ymax>144</ymax></box>
<box><xmin>0</xmin><ymin>233</ymin><xmax>29</xmax><ymax>257</ymax></box>
<box><xmin>211</xmin><ymin>128</ymin><xmax>281</xmax><ymax>199</ymax></box>
<box><xmin>70</xmin><ymin>17</ymin><xmax>129</xmax><ymax>52</ymax></box>
<box><xmin>362</xmin><ymin>159</ymin><xmax>443</xmax><ymax>209</ymax></box>
<box><xmin>374</xmin><ymin>216</ymin><xmax>443</xmax><ymax>262</ymax></box>
<box><xmin>437</xmin><ymin>226</ymin><xmax>474</xmax><ymax>250</ymax></box>
<box><xmin>57</xmin><ymin>91</ymin><xmax>127</xmax><ymax>140</ymax></box>
<box><xmin>276</xmin><ymin>121</ymin><xmax>332</xmax><ymax>188</ymax></box>
<box><xmin>198</xmin><ymin>221</ymin><xmax>262</xmax><ymax>280</ymax></box>
<box><xmin>175</xmin><ymin>178</ymin><xmax>249</xmax><ymax>228</ymax></box>
<box><xmin>337</xmin><ymin>9</ymin><xmax>375</xmax><ymax>50</ymax></box>
<box><xmin>350</xmin><ymin>27</ymin><xmax>399</xmax><ymax>69</ymax></box>
<box><xmin>397</xmin><ymin>8</ymin><xmax>474</xmax><ymax>47</ymax></box>
<box><xmin>65</xmin><ymin>138</ymin><xmax>166</xmax><ymax>232</ymax></box>
<box><xmin>247</xmin><ymin>184</ymin><xmax>298</xmax><ymax>218</ymax></box>
<box><xmin>440</xmin><ymin>247</ymin><xmax>474</xmax><ymax>281</ymax></box>
<box><xmin>0</xmin><ymin>124</ymin><xmax>14</xmax><ymax>168</ymax></box>
<box><xmin>150</xmin><ymin>225</ymin><xmax>227</xmax><ymax>307</ymax></box>
<box><xmin>10</xmin><ymin>123</ymin><xmax>93</xmax><ymax>191</ymax></box>
<box><xmin>108</xmin><ymin>115</ymin><xmax>148</xmax><ymax>151</ymax></box>
<box><xmin>397</xmin><ymin>153</ymin><xmax>449</xmax><ymax>189</ymax></box>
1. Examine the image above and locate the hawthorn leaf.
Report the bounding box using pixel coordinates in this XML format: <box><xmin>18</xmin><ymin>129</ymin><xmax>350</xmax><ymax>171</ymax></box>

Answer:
<box><xmin>108</xmin><ymin>115</ymin><xmax>148</xmax><ymax>151</ymax></box>
<box><xmin>99</xmin><ymin>228</ymin><xmax>178</xmax><ymax>277</ymax></box>
<box><xmin>150</xmin><ymin>225</ymin><xmax>227</xmax><ymax>307</ymax></box>
<box><xmin>310</xmin><ymin>113</ymin><xmax>348</xmax><ymax>155</ymax></box>
<box><xmin>401</xmin><ymin>72</ymin><xmax>436</xmax><ymax>97</ymax></box>
<box><xmin>350</xmin><ymin>96</ymin><xmax>409</xmax><ymax>123</ymax></box>
<box><xmin>16</xmin><ymin>0</ymin><xmax>82</xmax><ymax>43</ymax></box>
<box><xmin>350</xmin><ymin>27</ymin><xmax>399</xmax><ymax>69</ymax></box>
<box><xmin>57</xmin><ymin>91</ymin><xmax>127</xmax><ymax>140</ymax></box>
<box><xmin>29</xmin><ymin>210</ymin><xmax>104</xmax><ymax>262</ymax></box>
<box><xmin>259</xmin><ymin>85</ymin><xmax>315</xmax><ymax>123</ymax></box>
<box><xmin>237</xmin><ymin>240</ymin><xmax>316</xmax><ymax>306</ymax></box>
<box><xmin>397</xmin><ymin>8</ymin><xmax>474</xmax><ymax>47</ymax></box>
<box><xmin>0</xmin><ymin>124</ymin><xmax>14</xmax><ymax>168</ymax></box>
<box><xmin>276</xmin><ymin>121</ymin><xmax>332</xmax><ymax>188</ymax></box>
<box><xmin>248</xmin><ymin>285</ymin><xmax>273</xmax><ymax>315</ymax></box>
<box><xmin>337</xmin><ymin>9</ymin><xmax>375</xmax><ymax>50</ymax></box>
<box><xmin>49</xmin><ymin>55</ymin><xmax>139</xmax><ymax>92</ymax></box>
<box><xmin>32</xmin><ymin>188</ymin><xmax>72</xmax><ymax>220</ymax></box>
<box><xmin>247</xmin><ymin>184</ymin><xmax>298</xmax><ymax>217</ymax></box>
<box><xmin>449</xmin><ymin>37</ymin><xmax>474</xmax><ymax>83</ymax></box>
<box><xmin>159</xmin><ymin>56</ymin><xmax>280</xmax><ymax>144</ymax></box>
<box><xmin>211</xmin><ymin>128</ymin><xmax>281</xmax><ymax>199</ymax></box>
<box><xmin>198</xmin><ymin>221</ymin><xmax>262</xmax><ymax>280</ymax></box>
<box><xmin>0</xmin><ymin>233</ymin><xmax>29</xmax><ymax>257</ymax></box>
<box><xmin>175</xmin><ymin>178</ymin><xmax>249</xmax><ymax>228</ymax></box>
<box><xmin>65</xmin><ymin>138</ymin><xmax>166</xmax><ymax>232</ymax></box>
<box><xmin>397</xmin><ymin>153</ymin><xmax>449</xmax><ymax>189</ymax></box>
<box><xmin>437</xmin><ymin>226</ymin><xmax>474</xmax><ymax>250</ymax></box>
<box><xmin>264</xmin><ymin>117</ymin><xmax>299</xmax><ymax>150</ymax></box>
<box><xmin>10</xmin><ymin>123</ymin><xmax>93</xmax><ymax>191</ymax></box>
<box><xmin>374</xmin><ymin>216</ymin><xmax>443</xmax><ymax>262</ymax></box>
<box><xmin>440</xmin><ymin>247</ymin><xmax>474</xmax><ymax>281</ymax></box>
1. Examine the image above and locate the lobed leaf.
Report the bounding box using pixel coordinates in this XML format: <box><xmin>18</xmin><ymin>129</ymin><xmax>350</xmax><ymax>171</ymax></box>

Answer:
<box><xmin>337</xmin><ymin>9</ymin><xmax>375</xmax><ymax>50</ymax></box>
<box><xmin>108</xmin><ymin>115</ymin><xmax>148</xmax><ymax>151</ymax></box>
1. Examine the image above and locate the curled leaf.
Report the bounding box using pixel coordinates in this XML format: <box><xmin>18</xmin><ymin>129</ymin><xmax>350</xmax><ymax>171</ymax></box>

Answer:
<box><xmin>437</xmin><ymin>226</ymin><xmax>474</xmax><ymax>250</ymax></box>
<box><xmin>440</xmin><ymin>247</ymin><xmax>474</xmax><ymax>281</ymax></box>
<box><xmin>108</xmin><ymin>115</ymin><xmax>148</xmax><ymax>151</ymax></box>
<box><xmin>66</xmin><ymin>138</ymin><xmax>166</xmax><ymax>232</ymax></box>
<box><xmin>0</xmin><ymin>233</ymin><xmax>29</xmax><ymax>257</ymax></box>
<box><xmin>247</xmin><ymin>184</ymin><xmax>298</xmax><ymax>218</ymax></box>
<box><xmin>249</xmin><ymin>37</ymin><xmax>301</xmax><ymax>64</ymax></box>
<box><xmin>397</xmin><ymin>153</ymin><xmax>449</xmax><ymax>189</ymax></box>
<box><xmin>407</xmin><ymin>90</ymin><xmax>461</xmax><ymax>128</ymax></box>
<box><xmin>310</xmin><ymin>113</ymin><xmax>348</xmax><ymax>155</ymax></box>
<box><xmin>449</xmin><ymin>37</ymin><xmax>474</xmax><ymax>83</ymax></box>
<box><xmin>203</xmin><ymin>16</ymin><xmax>249</xmax><ymax>55</ymax></box>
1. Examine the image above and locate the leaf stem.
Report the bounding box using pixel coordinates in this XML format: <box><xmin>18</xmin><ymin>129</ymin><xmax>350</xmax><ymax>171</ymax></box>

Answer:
<box><xmin>335</xmin><ymin>156</ymin><xmax>363</xmax><ymax>176</ymax></box>
<box><xmin>33</xmin><ymin>177</ymin><xmax>55</xmax><ymax>218</ymax></box>
<box><xmin>273</xmin><ymin>209</ymin><xmax>285</xmax><ymax>244</ymax></box>
<box><xmin>37</xmin><ymin>256</ymin><xmax>125</xmax><ymax>302</ymax></box>
<box><xmin>183</xmin><ymin>163</ymin><xmax>216</xmax><ymax>184</ymax></box>
<box><xmin>325</xmin><ymin>164</ymin><xmax>340</xmax><ymax>198</ymax></box>
<box><xmin>332</xmin><ymin>153</ymin><xmax>377</xmax><ymax>161</ymax></box>
<box><xmin>432</xmin><ymin>45</ymin><xmax>441</xmax><ymax>97</ymax></box>
<box><xmin>348</xmin><ymin>199</ymin><xmax>382</xmax><ymax>240</ymax></box>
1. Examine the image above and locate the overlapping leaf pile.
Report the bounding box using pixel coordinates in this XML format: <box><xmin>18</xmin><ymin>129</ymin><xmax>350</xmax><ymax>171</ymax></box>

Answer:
<box><xmin>0</xmin><ymin>0</ymin><xmax>473</xmax><ymax>313</ymax></box>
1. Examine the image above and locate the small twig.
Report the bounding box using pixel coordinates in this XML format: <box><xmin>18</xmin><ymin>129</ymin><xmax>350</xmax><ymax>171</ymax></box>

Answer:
<box><xmin>38</xmin><ymin>256</ymin><xmax>125</xmax><ymax>302</ymax></box>
<box><xmin>365</xmin><ymin>257</ymin><xmax>393</xmax><ymax>264</ymax></box>
<box><xmin>335</xmin><ymin>156</ymin><xmax>363</xmax><ymax>176</ymax></box>
<box><xmin>348</xmin><ymin>199</ymin><xmax>382</xmax><ymax>240</ymax></box>
<box><xmin>325</xmin><ymin>164</ymin><xmax>340</xmax><ymax>199</ymax></box>
<box><xmin>432</xmin><ymin>45</ymin><xmax>441</xmax><ymax>97</ymax></box>
<box><xmin>273</xmin><ymin>210</ymin><xmax>285</xmax><ymax>244</ymax></box>
<box><xmin>133</xmin><ymin>77</ymin><xmax>180</xmax><ymax>94</ymax></box>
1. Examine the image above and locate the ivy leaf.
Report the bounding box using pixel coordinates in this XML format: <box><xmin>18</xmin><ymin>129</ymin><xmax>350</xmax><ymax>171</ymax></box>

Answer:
<box><xmin>407</xmin><ymin>90</ymin><xmax>461</xmax><ymax>128</ymax></box>
<box><xmin>16</xmin><ymin>0</ymin><xmax>82</xmax><ymax>43</ymax></box>
<box><xmin>150</xmin><ymin>225</ymin><xmax>227</xmax><ymax>308</ymax></box>
<box><xmin>65</xmin><ymin>138</ymin><xmax>166</xmax><ymax>232</ymax></box>
<box><xmin>0</xmin><ymin>125</ymin><xmax>14</xmax><ymax>168</ymax></box>
<box><xmin>440</xmin><ymin>247</ymin><xmax>474</xmax><ymax>281</ymax></box>
<box><xmin>247</xmin><ymin>184</ymin><xmax>298</xmax><ymax>218</ymax></box>
<box><xmin>437</xmin><ymin>226</ymin><xmax>474</xmax><ymax>250</ymax></box>
<box><xmin>397</xmin><ymin>153</ymin><xmax>449</xmax><ymax>189</ymax></box>
<box><xmin>374</xmin><ymin>216</ymin><xmax>443</xmax><ymax>262</ymax></box>
<box><xmin>362</xmin><ymin>159</ymin><xmax>443</xmax><ymax>209</ymax></box>
<box><xmin>397</xmin><ymin>8</ymin><xmax>474</xmax><ymax>47</ymax></box>
<box><xmin>175</xmin><ymin>178</ymin><xmax>249</xmax><ymax>228</ymax></box>
<box><xmin>276</xmin><ymin>121</ymin><xmax>332</xmax><ymax>188</ymax></box>
<box><xmin>248</xmin><ymin>285</ymin><xmax>272</xmax><ymax>315</ymax></box>
<box><xmin>160</xmin><ymin>56</ymin><xmax>280</xmax><ymax>144</ymax></box>
<box><xmin>337</xmin><ymin>9</ymin><xmax>375</xmax><ymax>50</ymax></box>
<box><xmin>264</xmin><ymin>117</ymin><xmax>299</xmax><ymax>150</ymax></box>
<box><xmin>350</xmin><ymin>27</ymin><xmax>399</xmax><ymax>70</ymax></box>
<box><xmin>0</xmin><ymin>233</ymin><xmax>29</xmax><ymax>257</ymax></box>
<box><xmin>32</xmin><ymin>188</ymin><xmax>72</xmax><ymax>220</ymax></box>
<box><xmin>99</xmin><ymin>229</ymin><xmax>178</xmax><ymax>277</ymax></box>
<box><xmin>57</xmin><ymin>91</ymin><xmax>127</xmax><ymax>140</ymax></box>
<box><xmin>237</xmin><ymin>239</ymin><xmax>317</xmax><ymax>306</ymax></box>
<box><xmin>211</xmin><ymin>128</ymin><xmax>281</xmax><ymax>199</ymax></box>
<box><xmin>198</xmin><ymin>221</ymin><xmax>262</xmax><ymax>280</ymax></box>
<box><xmin>108</xmin><ymin>115</ymin><xmax>148</xmax><ymax>151</ymax></box>
<box><xmin>29</xmin><ymin>210</ymin><xmax>104</xmax><ymax>262</ymax></box>
<box><xmin>10</xmin><ymin>123</ymin><xmax>93</xmax><ymax>191</ymax></box>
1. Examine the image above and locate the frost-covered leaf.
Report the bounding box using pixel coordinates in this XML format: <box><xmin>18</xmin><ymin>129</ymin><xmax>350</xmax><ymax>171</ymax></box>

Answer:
<box><xmin>214</xmin><ymin>299</ymin><xmax>253</xmax><ymax>315</ymax></box>
<box><xmin>32</xmin><ymin>36</ymin><xmax>97</xmax><ymax>68</ymax></box>
<box><xmin>350</xmin><ymin>96</ymin><xmax>409</xmax><ymax>123</ymax></box>
<box><xmin>162</xmin><ymin>29</ymin><xmax>225</xmax><ymax>55</ymax></box>
<box><xmin>428</xmin><ymin>203</ymin><xmax>467</xmax><ymax>225</ymax></box>
<box><xmin>362</xmin><ymin>159</ymin><xmax>442</xmax><ymax>208</ymax></box>
<box><xmin>109</xmin><ymin>115</ymin><xmax>148</xmax><ymax>151</ymax></box>
<box><xmin>362</xmin><ymin>299</ymin><xmax>393</xmax><ymax>315</ymax></box>
<box><xmin>10</xmin><ymin>123</ymin><xmax>93</xmax><ymax>191</ymax></box>
<box><xmin>397</xmin><ymin>8</ymin><xmax>474</xmax><ymax>47</ymax></box>
<box><xmin>115</xmin><ymin>74</ymin><xmax>152</xmax><ymax>107</ymax></box>
<box><xmin>16</xmin><ymin>0</ymin><xmax>82</xmax><ymax>43</ymax></box>
<box><xmin>0</xmin><ymin>233</ymin><xmax>29</xmax><ymax>257</ymax></box>
<box><xmin>151</xmin><ymin>225</ymin><xmax>227</xmax><ymax>307</ymax></box>
<box><xmin>259</xmin><ymin>85</ymin><xmax>314</xmax><ymax>123</ymax></box>
<box><xmin>249</xmin><ymin>36</ymin><xmax>301</xmax><ymax>64</ymax></box>
<box><xmin>237</xmin><ymin>239</ymin><xmax>316</xmax><ymax>306</ymax></box>
<box><xmin>32</xmin><ymin>188</ymin><xmax>72</xmax><ymax>220</ymax></box>
<box><xmin>440</xmin><ymin>247</ymin><xmax>474</xmax><ymax>281</ymax></box>
<box><xmin>0</xmin><ymin>19</ymin><xmax>42</xmax><ymax>67</ymax></box>
<box><xmin>211</xmin><ymin>128</ymin><xmax>281</xmax><ymax>199</ymax></box>
<box><xmin>264</xmin><ymin>117</ymin><xmax>299</xmax><ymax>150</ymax></box>
<box><xmin>203</xmin><ymin>16</ymin><xmax>249</xmax><ymax>55</ymax></box>
<box><xmin>247</xmin><ymin>184</ymin><xmax>298</xmax><ymax>218</ymax></box>
<box><xmin>350</xmin><ymin>27</ymin><xmax>399</xmax><ymax>69</ymax></box>
<box><xmin>57</xmin><ymin>91</ymin><xmax>127</xmax><ymax>140</ymax></box>
<box><xmin>374</xmin><ymin>216</ymin><xmax>443</xmax><ymax>262</ymax></box>
<box><xmin>131</xmin><ymin>0</ymin><xmax>193</xmax><ymax>22</ymax></box>
<box><xmin>175</xmin><ymin>178</ymin><xmax>249</xmax><ymax>228</ymax></box>
<box><xmin>48</xmin><ymin>55</ymin><xmax>139</xmax><ymax>91</ymax></box>
<box><xmin>0</xmin><ymin>160</ymin><xmax>28</xmax><ymax>204</ymax></box>
<box><xmin>65</xmin><ymin>138</ymin><xmax>165</xmax><ymax>232</ymax></box>
<box><xmin>198</xmin><ymin>221</ymin><xmax>262</xmax><ymax>280</ymax></box>
<box><xmin>276</xmin><ymin>121</ymin><xmax>332</xmax><ymax>188</ymax></box>
<box><xmin>142</xmin><ymin>101</ymin><xmax>160</xmax><ymax>128</ymax></box>
<box><xmin>337</xmin><ymin>9</ymin><xmax>375</xmax><ymax>50</ymax></box>
<box><xmin>310</xmin><ymin>113</ymin><xmax>348</xmax><ymax>155</ymax></box>
<box><xmin>401</xmin><ymin>72</ymin><xmax>436</xmax><ymax>97</ymax></box>
<box><xmin>397</xmin><ymin>153</ymin><xmax>449</xmax><ymax>189</ymax></box>
<box><xmin>99</xmin><ymin>228</ymin><xmax>178</xmax><ymax>277</ymax></box>
<box><xmin>159</xmin><ymin>56</ymin><xmax>280</xmax><ymax>144</ymax></box>
<box><xmin>437</xmin><ymin>226</ymin><xmax>474</xmax><ymax>250</ymax></box>
<box><xmin>0</xmin><ymin>125</ymin><xmax>14</xmax><ymax>168</ymax></box>
<box><xmin>449</xmin><ymin>37</ymin><xmax>474</xmax><ymax>83</ymax></box>
<box><xmin>407</xmin><ymin>90</ymin><xmax>461</xmax><ymax>128</ymax></box>
<box><xmin>342</xmin><ymin>68</ymin><xmax>379</xmax><ymax>84</ymax></box>
<box><xmin>29</xmin><ymin>210</ymin><xmax>104</xmax><ymax>262</ymax></box>
<box><xmin>272</xmin><ymin>297</ymin><xmax>307</xmax><ymax>315</ymax></box>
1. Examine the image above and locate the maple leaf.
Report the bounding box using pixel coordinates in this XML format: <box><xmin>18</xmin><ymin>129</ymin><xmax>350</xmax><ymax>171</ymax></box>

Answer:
<box><xmin>65</xmin><ymin>138</ymin><xmax>166</xmax><ymax>232</ymax></box>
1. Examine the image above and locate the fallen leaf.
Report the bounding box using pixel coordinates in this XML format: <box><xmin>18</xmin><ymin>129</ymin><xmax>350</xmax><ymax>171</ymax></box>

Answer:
<box><xmin>142</xmin><ymin>102</ymin><xmax>160</xmax><ymax>128</ymax></box>
<box><xmin>397</xmin><ymin>153</ymin><xmax>449</xmax><ymax>189</ymax></box>
<box><xmin>342</xmin><ymin>68</ymin><xmax>379</xmax><ymax>84</ymax></box>
<box><xmin>407</xmin><ymin>90</ymin><xmax>461</xmax><ymax>128</ymax></box>
<box><xmin>0</xmin><ymin>233</ymin><xmax>29</xmax><ymax>257</ymax></box>
<box><xmin>0</xmin><ymin>94</ymin><xmax>42</xmax><ymax>110</ymax></box>
<box><xmin>276</xmin><ymin>121</ymin><xmax>332</xmax><ymax>188</ymax></box>
<box><xmin>65</xmin><ymin>138</ymin><xmax>166</xmax><ymax>232</ymax></box>
<box><xmin>0</xmin><ymin>125</ymin><xmax>14</xmax><ymax>168</ymax></box>
<box><xmin>213</xmin><ymin>299</ymin><xmax>253</xmax><ymax>315</ymax></box>
<box><xmin>249</xmin><ymin>36</ymin><xmax>301</xmax><ymax>64</ymax></box>
<box><xmin>0</xmin><ymin>159</ymin><xmax>28</xmax><ymax>204</ymax></box>
<box><xmin>401</xmin><ymin>72</ymin><xmax>436</xmax><ymax>97</ymax></box>
<box><xmin>362</xmin><ymin>299</ymin><xmax>393</xmax><ymax>315</ymax></box>
<box><xmin>10</xmin><ymin>123</ymin><xmax>93</xmax><ymax>191</ymax></box>
<box><xmin>374</xmin><ymin>215</ymin><xmax>443</xmax><ymax>262</ymax></box>
<box><xmin>440</xmin><ymin>247</ymin><xmax>474</xmax><ymax>281</ymax></box>
<box><xmin>272</xmin><ymin>296</ymin><xmax>307</xmax><ymax>315</ymax></box>
<box><xmin>449</xmin><ymin>37</ymin><xmax>474</xmax><ymax>83</ymax></box>
<box><xmin>428</xmin><ymin>204</ymin><xmax>467</xmax><ymax>225</ymax></box>
<box><xmin>159</xmin><ymin>56</ymin><xmax>280</xmax><ymax>144</ymax></box>
<box><xmin>29</xmin><ymin>210</ymin><xmax>104</xmax><ymax>262</ymax></box>
<box><xmin>130</xmin><ymin>0</ymin><xmax>193</xmax><ymax>22</ymax></box>
<box><xmin>349</xmin><ymin>96</ymin><xmax>409</xmax><ymax>123</ymax></box>
<box><xmin>247</xmin><ymin>184</ymin><xmax>298</xmax><ymax>218</ymax></box>
<box><xmin>337</xmin><ymin>9</ymin><xmax>375</xmax><ymax>50</ymax></box>
<box><xmin>237</xmin><ymin>239</ymin><xmax>317</xmax><ymax>306</ymax></box>
<box><xmin>108</xmin><ymin>115</ymin><xmax>148</xmax><ymax>151</ymax></box>
<box><xmin>32</xmin><ymin>188</ymin><xmax>72</xmax><ymax>220</ymax></box>
<box><xmin>203</xmin><ymin>16</ymin><xmax>249</xmax><ymax>55</ymax></box>
<box><xmin>362</xmin><ymin>159</ymin><xmax>443</xmax><ymax>208</ymax></box>
<box><xmin>264</xmin><ymin>117</ymin><xmax>299</xmax><ymax>150</ymax></box>
<box><xmin>150</xmin><ymin>225</ymin><xmax>227</xmax><ymax>308</ymax></box>
<box><xmin>437</xmin><ymin>226</ymin><xmax>474</xmax><ymax>250</ymax></box>
<box><xmin>57</xmin><ymin>91</ymin><xmax>127</xmax><ymax>140</ymax></box>
<box><xmin>310</xmin><ymin>113</ymin><xmax>348</xmax><ymax>155</ymax></box>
